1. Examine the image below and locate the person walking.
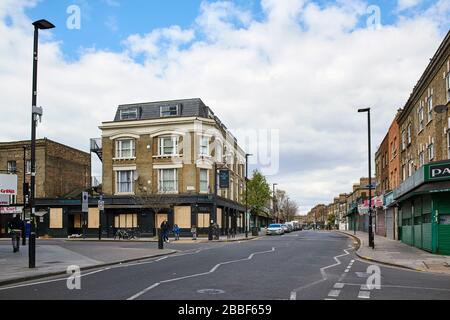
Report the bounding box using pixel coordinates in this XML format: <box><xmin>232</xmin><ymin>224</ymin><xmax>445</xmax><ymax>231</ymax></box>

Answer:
<box><xmin>173</xmin><ymin>224</ymin><xmax>180</xmax><ymax>241</ymax></box>
<box><xmin>161</xmin><ymin>220</ymin><xmax>170</xmax><ymax>243</ymax></box>
<box><xmin>191</xmin><ymin>225</ymin><xmax>197</xmax><ymax>240</ymax></box>
<box><xmin>8</xmin><ymin>214</ymin><xmax>23</xmax><ymax>253</ymax></box>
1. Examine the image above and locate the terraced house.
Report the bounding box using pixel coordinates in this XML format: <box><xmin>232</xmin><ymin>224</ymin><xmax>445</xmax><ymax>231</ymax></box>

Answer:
<box><xmin>92</xmin><ymin>98</ymin><xmax>247</xmax><ymax>237</ymax></box>
<box><xmin>394</xmin><ymin>30</ymin><xmax>450</xmax><ymax>254</ymax></box>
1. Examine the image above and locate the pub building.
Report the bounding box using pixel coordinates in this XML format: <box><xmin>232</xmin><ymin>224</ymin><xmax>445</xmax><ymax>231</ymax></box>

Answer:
<box><xmin>394</xmin><ymin>160</ymin><xmax>450</xmax><ymax>255</ymax></box>
<box><xmin>40</xmin><ymin>99</ymin><xmax>248</xmax><ymax>238</ymax></box>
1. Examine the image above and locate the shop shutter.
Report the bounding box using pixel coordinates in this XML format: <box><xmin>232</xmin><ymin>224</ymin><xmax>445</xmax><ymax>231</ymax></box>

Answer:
<box><xmin>402</xmin><ymin>226</ymin><xmax>413</xmax><ymax>245</ymax></box>
<box><xmin>386</xmin><ymin>209</ymin><xmax>394</xmax><ymax>239</ymax></box>
<box><xmin>438</xmin><ymin>225</ymin><xmax>450</xmax><ymax>255</ymax></box>
<box><xmin>422</xmin><ymin>223</ymin><xmax>432</xmax><ymax>252</ymax></box>
<box><xmin>414</xmin><ymin>224</ymin><xmax>422</xmax><ymax>249</ymax></box>
<box><xmin>376</xmin><ymin>210</ymin><xmax>386</xmax><ymax>236</ymax></box>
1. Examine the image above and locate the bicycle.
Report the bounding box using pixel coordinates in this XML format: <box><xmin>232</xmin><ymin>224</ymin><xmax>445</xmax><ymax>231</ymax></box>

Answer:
<box><xmin>114</xmin><ymin>229</ymin><xmax>129</xmax><ymax>240</ymax></box>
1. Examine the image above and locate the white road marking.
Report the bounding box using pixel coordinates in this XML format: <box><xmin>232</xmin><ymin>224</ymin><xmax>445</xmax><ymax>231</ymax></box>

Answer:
<box><xmin>290</xmin><ymin>291</ymin><xmax>297</xmax><ymax>300</ymax></box>
<box><xmin>334</xmin><ymin>283</ymin><xmax>345</xmax><ymax>289</ymax></box>
<box><xmin>127</xmin><ymin>247</ymin><xmax>276</xmax><ymax>300</ymax></box>
<box><xmin>360</xmin><ymin>284</ymin><xmax>370</xmax><ymax>290</ymax></box>
<box><xmin>0</xmin><ymin>267</ymin><xmax>111</xmax><ymax>291</ymax></box>
<box><xmin>358</xmin><ymin>291</ymin><xmax>371</xmax><ymax>299</ymax></box>
<box><xmin>328</xmin><ymin>290</ymin><xmax>341</xmax><ymax>297</ymax></box>
<box><xmin>355</xmin><ymin>272</ymin><xmax>370</xmax><ymax>278</ymax></box>
<box><xmin>341</xmin><ymin>282</ymin><xmax>450</xmax><ymax>292</ymax></box>
<box><xmin>290</xmin><ymin>247</ymin><xmax>352</xmax><ymax>299</ymax></box>
<box><xmin>324</xmin><ymin>298</ymin><xmax>336</xmax><ymax>300</ymax></box>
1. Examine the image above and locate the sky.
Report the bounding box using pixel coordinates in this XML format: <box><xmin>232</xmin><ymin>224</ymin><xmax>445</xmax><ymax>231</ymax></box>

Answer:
<box><xmin>0</xmin><ymin>0</ymin><xmax>449</xmax><ymax>214</ymax></box>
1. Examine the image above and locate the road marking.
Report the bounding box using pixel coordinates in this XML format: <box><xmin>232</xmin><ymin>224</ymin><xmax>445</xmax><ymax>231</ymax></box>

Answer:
<box><xmin>338</xmin><ymin>273</ymin><xmax>347</xmax><ymax>282</ymax></box>
<box><xmin>0</xmin><ymin>267</ymin><xmax>111</xmax><ymax>291</ymax></box>
<box><xmin>358</xmin><ymin>291</ymin><xmax>371</xmax><ymax>299</ymax></box>
<box><xmin>290</xmin><ymin>291</ymin><xmax>297</xmax><ymax>300</ymax></box>
<box><xmin>340</xmin><ymin>282</ymin><xmax>450</xmax><ymax>292</ymax></box>
<box><xmin>355</xmin><ymin>272</ymin><xmax>370</xmax><ymax>278</ymax></box>
<box><xmin>360</xmin><ymin>284</ymin><xmax>370</xmax><ymax>290</ymax></box>
<box><xmin>324</xmin><ymin>298</ymin><xmax>336</xmax><ymax>300</ymax></box>
<box><xmin>334</xmin><ymin>283</ymin><xmax>345</xmax><ymax>289</ymax></box>
<box><xmin>328</xmin><ymin>290</ymin><xmax>341</xmax><ymax>297</ymax></box>
<box><xmin>290</xmin><ymin>247</ymin><xmax>352</xmax><ymax>299</ymax></box>
<box><xmin>127</xmin><ymin>247</ymin><xmax>276</xmax><ymax>300</ymax></box>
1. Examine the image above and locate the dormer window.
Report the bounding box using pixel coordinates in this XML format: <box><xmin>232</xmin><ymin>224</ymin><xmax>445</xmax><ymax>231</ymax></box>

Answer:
<box><xmin>120</xmin><ymin>108</ymin><xmax>138</xmax><ymax>120</ymax></box>
<box><xmin>160</xmin><ymin>105</ymin><xmax>179</xmax><ymax>117</ymax></box>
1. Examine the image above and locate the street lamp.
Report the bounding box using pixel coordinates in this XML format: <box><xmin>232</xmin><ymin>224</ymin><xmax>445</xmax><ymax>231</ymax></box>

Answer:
<box><xmin>29</xmin><ymin>19</ymin><xmax>55</xmax><ymax>269</ymax></box>
<box><xmin>245</xmin><ymin>153</ymin><xmax>253</xmax><ymax>238</ymax></box>
<box><xmin>358</xmin><ymin>108</ymin><xmax>374</xmax><ymax>249</ymax></box>
<box><xmin>272</xmin><ymin>183</ymin><xmax>278</xmax><ymax>223</ymax></box>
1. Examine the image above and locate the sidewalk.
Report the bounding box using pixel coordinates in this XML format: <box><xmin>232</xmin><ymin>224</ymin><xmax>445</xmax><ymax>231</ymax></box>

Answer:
<box><xmin>338</xmin><ymin>230</ymin><xmax>450</xmax><ymax>275</ymax></box>
<box><xmin>65</xmin><ymin>233</ymin><xmax>261</xmax><ymax>243</ymax></box>
<box><xmin>0</xmin><ymin>242</ymin><xmax>176</xmax><ymax>286</ymax></box>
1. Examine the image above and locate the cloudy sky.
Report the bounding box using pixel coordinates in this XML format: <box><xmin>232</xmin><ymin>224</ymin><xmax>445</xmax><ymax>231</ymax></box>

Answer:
<box><xmin>0</xmin><ymin>0</ymin><xmax>449</xmax><ymax>214</ymax></box>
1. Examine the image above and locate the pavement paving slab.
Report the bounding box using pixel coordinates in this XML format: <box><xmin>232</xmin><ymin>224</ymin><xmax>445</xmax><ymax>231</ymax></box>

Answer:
<box><xmin>337</xmin><ymin>230</ymin><xmax>450</xmax><ymax>275</ymax></box>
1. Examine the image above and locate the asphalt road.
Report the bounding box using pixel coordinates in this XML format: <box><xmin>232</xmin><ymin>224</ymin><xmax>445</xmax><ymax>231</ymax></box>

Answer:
<box><xmin>1</xmin><ymin>231</ymin><xmax>449</xmax><ymax>300</ymax></box>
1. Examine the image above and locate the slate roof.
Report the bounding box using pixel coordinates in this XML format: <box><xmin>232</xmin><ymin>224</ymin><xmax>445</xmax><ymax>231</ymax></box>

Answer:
<box><xmin>113</xmin><ymin>98</ymin><xmax>210</xmax><ymax>122</ymax></box>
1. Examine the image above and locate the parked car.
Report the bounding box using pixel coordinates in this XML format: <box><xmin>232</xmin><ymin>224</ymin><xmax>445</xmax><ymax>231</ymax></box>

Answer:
<box><xmin>266</xmin><ymin>224</ymin><xmax>284</xmax><ymax>236</ymax></box>
<box><xmin>281</xmin><ymin>224</ymin><xmax>290</xmax><ymax>233</ymax></box>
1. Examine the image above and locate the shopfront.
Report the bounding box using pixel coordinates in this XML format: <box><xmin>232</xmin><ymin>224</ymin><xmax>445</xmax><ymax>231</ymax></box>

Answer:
<box><xmin>394</xmin><ymin>160</ymin><xmax>450</xmax><ymax>255</ymax></box>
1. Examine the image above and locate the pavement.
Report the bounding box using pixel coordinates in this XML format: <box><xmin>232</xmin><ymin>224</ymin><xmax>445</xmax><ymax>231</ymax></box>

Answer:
<box><xmin>0</xmin><ymin>241</ymin><xmax>176</xmax><ymax>286</ymax></box>
<box><xmin>0</xmin><ymin>232</ymin><xmax>262</xmax><ymax>286</ymax></box>
<box><xmin>338</xmin><ymin>230</ymin><xmax>450</xmax><ymax>275</ymax></box>
<box><xmin>1</xmin><ymin>230</ymin><xmax>450</xmax><ymax>300</ymax></box>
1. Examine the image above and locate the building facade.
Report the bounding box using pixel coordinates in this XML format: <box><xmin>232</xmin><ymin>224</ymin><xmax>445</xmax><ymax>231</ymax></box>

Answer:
<box><xmin>0</xmin><ymin>139</ymin><xmax>91</xmax><ymax>237</ymax></box>
<box><xmin>89</xmin><ymin>98</ymin><xmax>246</xmax><ymax>237</ymax></box>
<box><xmin>393</xmin><ymin>31</ymin><xmax>450</xmax><ymax>253</ymax></box>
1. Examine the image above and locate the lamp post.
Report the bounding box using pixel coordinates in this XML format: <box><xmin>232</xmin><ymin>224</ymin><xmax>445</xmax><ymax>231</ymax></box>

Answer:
<box><xmin>245</xmin><ymin>153</ymin><xmax>253</xmax><ymax>238</ymax></box>
<box><xmin>22</xmin><ymin>145</ymin><xmax>29</xmax><ymax>246</ymax></box>
<box><xmin>358</xmin><ymin>107</ymin><xmax>374</xmax><ymax>249</ymax></box>
<box><xmin>272</xmin><ymin>183</ymin><xmax>278</xmax><ymax>223</ymax></box>
<box><xmin>29</xmin><ymin>19</ymin><xmax>55</xmax><ymax>269</ymax></box>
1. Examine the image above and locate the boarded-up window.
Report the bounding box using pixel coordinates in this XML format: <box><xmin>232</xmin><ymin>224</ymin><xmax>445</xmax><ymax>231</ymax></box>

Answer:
<box><xmin>115</xmin><ymin>214</ymin><xmax>138</xmax><ymax>228</ymax></box>
<box><xmin>156</xmin><ymin>214</ymin><xmax>168</xmax><ymax>229</ymax></box>
<box><xmin>88</xmin><ymin>208</ymin><xmax>100</xmax><ymax>229</ymax></box>
<box><xmin>50</xmin><ymin>208</ymin><xmax>63</xmax><ymax>229</ymax></box>
<box><xmin>74</xmin><ymin>214</ymin><xmax>82</xmax><ymax>228</ymax></box>
<box><xmin>174</xmin><ymin>206</ymin><xmax>191</xmax><ymax>228</ymax></box>
<box><xmin>217</xmin><ymin>208</ymin><xmax>222</xmax><ymax>227</ymax></box>
<box><xmin>198</xmin><ymin>213</ymin><xmax>210</xmax><ymax>228</ymax></box>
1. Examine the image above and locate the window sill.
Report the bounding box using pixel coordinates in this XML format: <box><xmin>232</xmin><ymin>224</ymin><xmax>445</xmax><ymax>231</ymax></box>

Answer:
<box><xmin>113</xmin><ymin>157</ymin><xmax>136</xmax><ymax>161</ymax></box>
<box><xmin>153</xmin><ymin>154</ymin><xmax>182</xmax><ymax>159</ymax></box>
<box><xmin>157</xmin><ymin>191</ymin><xmax>179</xmax><ymax>194</ymax></box>
<box><xmin>426</xmin><ymin>119</ymin><xmax>432</xmax><ymax>126</ymax></box>
<box><xmin>115</xmin><ymin>192</ymin><xmax>135</xmax><ymax>196</ymax></box>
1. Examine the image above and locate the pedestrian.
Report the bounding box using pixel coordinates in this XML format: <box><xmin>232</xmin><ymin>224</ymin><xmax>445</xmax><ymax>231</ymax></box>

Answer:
<box><xmin>191</xmin><ymin>225</ymin><xmax>197</xmax><ymax>240</ymax></box>
<box><xmin>160</xmin><ymin>220</ymin><xmax>170</xmax><ymax>243</ymax></box>
<box><xmin>8</xmin><ymin>214</ymin><xmax>23</xmax><ymax>253</ymax></box>
<box><xmin>173</xmin><ymin>224</ymin><xmax>180</xmax><ymax>241</ymax></box>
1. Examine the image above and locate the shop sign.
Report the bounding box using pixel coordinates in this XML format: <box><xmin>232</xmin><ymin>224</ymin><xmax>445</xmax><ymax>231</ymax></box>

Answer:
<box><xmin>0</xmin><ymin>174</ymin><xmax>17</xmax><ymax>195</ymax></box>
<box><xmin>428</xmin><ymin>162</ymin><xmax>450</xmax><ymax>181</ymax></box>
<box><xmin>0</xmin><ymin>207</ymin><xmax>23</xmax><ymax>214</ymax></box>
<box><xmin>219</xmin><ymin>170</ymin><xmax>230</xmax><ymax>189</ymax></box>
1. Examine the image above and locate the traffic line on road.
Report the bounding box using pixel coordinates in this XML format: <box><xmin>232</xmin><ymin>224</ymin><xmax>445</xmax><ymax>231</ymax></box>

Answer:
<box><xmin>127</xmin><ymin>247</ymin><xmax>276</xmax><ymax>300</ymax></box>
<box><xmin>358</xmin><ymin>290</ymin><xmax>371</xmax><ymax>299</ymax></box>
<box><xmin>290</xmin><ymin>291</ymin><xmax>297</xmax><ymax>300</ymax></box>
<box><xmin>334</xmin><ymin>283</ymin><xmax>345</xmax><ymax>289</ymax></box>
<box><xmin>328</xmin><ymin>290</ymin><xmax>341</xmax><ymax>297</ymax></box>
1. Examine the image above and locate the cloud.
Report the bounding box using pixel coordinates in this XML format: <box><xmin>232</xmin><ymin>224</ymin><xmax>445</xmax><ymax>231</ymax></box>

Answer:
<box><xmin>0</xmin><ymin>0</ymin><xmax>448</xmax><ymax>213</ymax></box>
<box><xmin>397</xmin><ymin>0</ymin><xmax>422</xmax><ymax>11</ymax></box>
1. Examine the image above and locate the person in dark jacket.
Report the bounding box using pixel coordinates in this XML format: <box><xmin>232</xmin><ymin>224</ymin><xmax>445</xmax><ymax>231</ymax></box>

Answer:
<box><xmin>160</xmin><ymin>220</ymin><xmax>170</xmax><ymax>243</ymax></box>
<box><xmin>8</xmin><ymin>215</ymin><xmax>23</xmax><ymax>253</ymax></box>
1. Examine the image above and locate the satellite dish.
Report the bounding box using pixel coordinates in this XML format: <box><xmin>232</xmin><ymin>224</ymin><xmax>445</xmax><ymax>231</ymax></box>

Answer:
<box><xmin>434</xmin><ymin>104</ymin><xmax>448</xmax><ymax>114</ymax></box>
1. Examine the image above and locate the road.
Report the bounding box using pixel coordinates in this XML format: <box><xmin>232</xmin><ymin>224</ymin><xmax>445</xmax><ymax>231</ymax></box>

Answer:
<box><xmin>1</xmin><ymin>231</ymin><xmax>449</xmax><ymax>300</ymax></box>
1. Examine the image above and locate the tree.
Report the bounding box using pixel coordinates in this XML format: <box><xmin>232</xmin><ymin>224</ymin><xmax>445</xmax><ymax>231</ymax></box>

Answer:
<box><xmin>327</xmin><ymin>213</ymin><xmax>336</xmax><ymax>230</ymax></box>
<box><xmin>247</xmin><ymin>170</ymin><xmax>271</xmax><ymax>216</ymax></box>
<box><xmin>282</xmin><ymin>198</ymin><xmax>299</xmax><ymax>222</ymax></box>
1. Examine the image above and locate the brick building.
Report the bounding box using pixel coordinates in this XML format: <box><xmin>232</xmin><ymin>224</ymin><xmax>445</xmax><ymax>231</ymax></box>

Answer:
<box><xmin>0</xmin><ymin>139</ymin><xmax>90</xmax><ymax>237</ymax></box>
<box><xmin>86</xmin><ymin>98</ymin><xmax>247</xmax><ymax>237</ymax></box>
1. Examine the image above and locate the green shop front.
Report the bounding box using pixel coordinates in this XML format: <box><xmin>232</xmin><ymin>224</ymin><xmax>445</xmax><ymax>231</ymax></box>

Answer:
<box><xmin>394</xmin><ymin>160</ymin><xmax>450</xmax><ymax>255</ymax></box>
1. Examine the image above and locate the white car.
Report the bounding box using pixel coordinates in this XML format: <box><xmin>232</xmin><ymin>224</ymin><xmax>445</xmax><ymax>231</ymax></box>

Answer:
<box><xmin>266</xmin><ymin>224</ymin><xmax>285</xmax><ymax>235</ymax></box>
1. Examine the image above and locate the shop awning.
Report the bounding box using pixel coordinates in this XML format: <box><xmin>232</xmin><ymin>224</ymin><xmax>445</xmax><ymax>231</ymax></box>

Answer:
<box><xmin>396</xmin><ymin>180</ymin><xmax>450</xmax><ymax>203</ymax></box>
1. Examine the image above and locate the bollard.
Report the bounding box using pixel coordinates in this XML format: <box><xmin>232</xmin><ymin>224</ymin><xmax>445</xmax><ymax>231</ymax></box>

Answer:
<box><xmin>208</xmin><ymin>224</ymin><xmax>213</xmax><ymax>241</ymax></box>
<box><xmin>98</xmin><ymin>224</ymin><xmax>102</xmax><ymax>241</ymax></box>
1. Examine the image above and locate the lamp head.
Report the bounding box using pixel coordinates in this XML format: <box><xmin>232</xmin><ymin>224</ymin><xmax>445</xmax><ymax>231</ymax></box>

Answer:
<box><xmin>32</xmin><ymin>19</ymin><xmax>55</xmax><ymax>30</ymax></box>
<box><xmin>358</xmin><ymin>108</ymin><xmax>370</xmax><ymax>113</ymax></box>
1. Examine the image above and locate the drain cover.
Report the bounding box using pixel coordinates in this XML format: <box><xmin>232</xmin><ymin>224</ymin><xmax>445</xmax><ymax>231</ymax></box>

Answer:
<box><xmin>197</xmin><ymin>289</ymin><xmax>225</xmax><ymax>295</ymax></box>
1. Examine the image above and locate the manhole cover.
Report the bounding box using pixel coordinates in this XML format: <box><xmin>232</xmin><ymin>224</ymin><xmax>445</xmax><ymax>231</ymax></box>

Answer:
<box><xmin>197</xmin><ymin>289</ymin><xmax>225</xmax><ymax>295</ymax></box>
